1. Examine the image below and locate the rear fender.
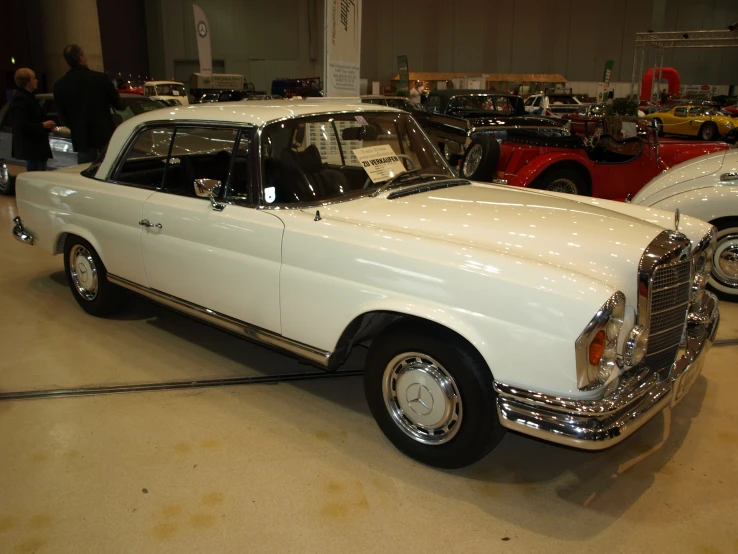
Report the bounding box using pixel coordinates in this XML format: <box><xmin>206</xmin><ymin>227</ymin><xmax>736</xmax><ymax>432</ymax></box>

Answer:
<box><xmin>504</xmin><ymin>152</ymin><xmax>592</xmax><ymax>188</ymax></box>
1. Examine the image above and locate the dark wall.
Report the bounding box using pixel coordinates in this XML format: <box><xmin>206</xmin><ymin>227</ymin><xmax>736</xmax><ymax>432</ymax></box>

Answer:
<box><xmin>96</xmin><ymin>0</ymin><xmax>150</xmax><ymax>83</ymax></box>
<box><xmin>0</xmin><ymin>0</ymin><xmax>46</xmax><ymax>106</ymax></box>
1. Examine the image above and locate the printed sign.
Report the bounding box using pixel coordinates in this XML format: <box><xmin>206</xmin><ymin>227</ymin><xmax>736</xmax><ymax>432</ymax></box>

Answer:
<box><xmin>602</xmin><ymin>60</ymin><xmax>615</xmax><ymax>88</ymax></box>
<box><xmin>325</xmin><ymin>0</ymin><xmax>362</xmax><ymax>96</ymax></box>
<box><xmin>193</xmin><ymin>4</ymin><xmax>212</xmax><ymax>77</ymax></box>
<box><xmin>398</xmin><ymin>55</ymin><xmax>409</xmax><ymax>92</ymax></box>
<box><xmin>352</xmin><ymin>145</ymin><xmax>406</xmax><ymax>184</ymax></box>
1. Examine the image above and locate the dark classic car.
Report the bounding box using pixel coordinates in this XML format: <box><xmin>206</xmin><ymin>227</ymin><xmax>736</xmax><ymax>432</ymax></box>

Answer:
<box><xmin>412</xmin><ymin>89</ymin><xmax>570</xmax><ymax>179</ymax></box>
<box><xmin>0</xmin><ymin>93</ymin><xmax>166</xmax><ymax>195</ymax></box>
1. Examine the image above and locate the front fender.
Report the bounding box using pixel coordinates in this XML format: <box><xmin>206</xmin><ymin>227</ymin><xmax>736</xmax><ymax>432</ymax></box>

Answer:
<box><xmin>504</xmin><ymin>152</ymin><xmax>591</xmax><ymax>188</ymax></box>
<box><xmin>643</xmin><ymin>184</ymin><xmax>738</xmax><ymax>223</ymax></box>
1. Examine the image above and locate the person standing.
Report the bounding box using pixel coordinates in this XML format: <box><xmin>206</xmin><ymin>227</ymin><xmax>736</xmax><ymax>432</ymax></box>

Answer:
<box><xmin>53</xmin><ymin>44</ymin><xmax>123</xmax><ymax>164</ymax></box>
<box><xmin>9</xmin><ymin>68</ymin><xmax>55</xmax><ymax>172</ymax></box>
<box><xmin>409</xmin><ymin>81</ymin><xmax>425</xmax><ymax>105</ymax></box>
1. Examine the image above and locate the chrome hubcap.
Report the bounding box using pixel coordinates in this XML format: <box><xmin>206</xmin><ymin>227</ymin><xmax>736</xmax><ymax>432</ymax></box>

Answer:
<box><xmin>462</xmin><ymin>144</ymin><xmax>483</xmax><ymax>177</ymax></box>
<box><xmin>547</xmin><ymin>178</ymin><xmax>578</xmax><ymax>194</ymax></box>
<box><xmin>382</xmin><ymin>352</ymin><xmax>462</xmax><ymax>445</ymax></box>
<box><xmin>703</xmin><ymin>126</ymin><xmax>715</xmax><ymax>140</ymax></box>
<box><xmin>69</xmin><ymin>245</ymin><xmax>99</xmax><ymax>300</ymax></box>
<box><xmin>713</xmin><ymin>231</ymin><xmax>738</xmax><ymax>288</ymax></box>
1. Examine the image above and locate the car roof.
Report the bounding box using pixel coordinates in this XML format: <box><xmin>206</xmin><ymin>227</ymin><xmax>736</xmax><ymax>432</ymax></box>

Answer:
<box><xmin>35</xmin><ymin>93</ymin><xmax>146</xmax><ymax>101</ymax></box>
<box><xmin>122</xmin><ymin>100</ymin><xmax>400</xmax><ymax>127</ymax></box>
<box><xmin>145</xmin><ymin>81</ymin><xmax>184</xmax><ymax>85</ymax></box>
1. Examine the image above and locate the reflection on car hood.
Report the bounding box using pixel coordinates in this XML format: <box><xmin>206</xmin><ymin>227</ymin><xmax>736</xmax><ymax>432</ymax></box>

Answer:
<box><xmin>467</xmin><ymin>115</ymin><xmax>566</xmax><ymax>128</ymax></box>
<box><xmin>318</xmin><ymin>183</ymin><xmax>688</xmax><ymax>302</ymax></box>
<box><xmin>632</xmin><ymin>150</ymin><xmax>728</xmax><ymax>205</ymax></box>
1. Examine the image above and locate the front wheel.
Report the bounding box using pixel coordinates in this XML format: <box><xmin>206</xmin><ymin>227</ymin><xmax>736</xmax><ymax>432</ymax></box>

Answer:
<box><xmin>708</xmin><ymin>218</ymin><xmax>738</xmax><ymax>301</ymax></box>
<box><xmin>63</xmin><ymin>235</ymin><xmax>126</xmax><ymax>316</ymax></box>
<box><xmin>364</xmin><ymin>322</ymin><xmax>505</xmax><ymax>468</ymax></box>
<box><xmin>699</xmin><ymin>122</ymin><xmax>718</xmax><ymax>141</ymax></box>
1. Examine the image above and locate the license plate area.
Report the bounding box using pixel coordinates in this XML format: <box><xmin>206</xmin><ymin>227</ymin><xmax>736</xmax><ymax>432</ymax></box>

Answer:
<box><xmin>671</xmin><ymin>360</ymin><xmax>704</xmax><ymax>407</ymax></box>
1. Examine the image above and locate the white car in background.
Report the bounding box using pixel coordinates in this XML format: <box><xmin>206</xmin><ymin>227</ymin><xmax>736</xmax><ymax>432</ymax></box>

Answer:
<box><xmin>633</xmin><ymin>149</ymin><xmax>738</xmax><ymax>301</ymax></box>
<box><xmin>143</xmin><ymin>80</ymin><xmax>190</xmax><ymax>106</ymax></box>
<box><xmin>12</xmin><ymin>101</ymin><xmax>719</xmax><ymax>468</ymax></box>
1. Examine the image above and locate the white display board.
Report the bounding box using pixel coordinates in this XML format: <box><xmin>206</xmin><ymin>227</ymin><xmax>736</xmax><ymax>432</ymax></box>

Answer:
<box><xmin>325</xmin><ymin>0</ymin><xmax>362</xmax><ymax>97</ymax></box>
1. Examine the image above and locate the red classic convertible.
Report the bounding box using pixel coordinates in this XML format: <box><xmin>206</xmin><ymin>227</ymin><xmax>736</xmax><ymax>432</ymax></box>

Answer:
<box><xmin>487</xmin><ymin>129</ymin><xmax>730</xmax><ymax>200</ymax></box>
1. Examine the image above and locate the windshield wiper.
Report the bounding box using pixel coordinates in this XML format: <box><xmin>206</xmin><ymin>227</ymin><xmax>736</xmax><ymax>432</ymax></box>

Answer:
<box><xmin>371</xmin><ymin>168</ymin><xmax>449</xmax><ymax>196</ymax></box>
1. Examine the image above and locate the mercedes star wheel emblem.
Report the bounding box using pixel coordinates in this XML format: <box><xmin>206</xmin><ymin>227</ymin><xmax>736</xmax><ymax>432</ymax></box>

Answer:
<box><xmin>406</xmin><ymin>383</ymin><xmax>434</xmax><ymax>416</ymax></box>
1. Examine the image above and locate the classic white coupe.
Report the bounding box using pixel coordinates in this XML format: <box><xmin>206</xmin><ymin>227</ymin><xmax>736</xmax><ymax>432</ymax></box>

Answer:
<box><xmin>633</xmin><ymin>149</ymin><xmax>738</xmax><ymax>302</ymax></box>
<box><xmin>12</xmin><ymin>101</ymin><xmax>719</xmax><ymax>468</ymax></box>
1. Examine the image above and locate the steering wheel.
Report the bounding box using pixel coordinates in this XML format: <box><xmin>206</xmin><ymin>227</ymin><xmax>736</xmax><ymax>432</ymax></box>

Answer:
<box><xmin>363</xmin><ymin>154</ymin><xmax>418</xmax><ymax>189</ymax></box>
<box><xmin>583</xmin><ymin>127</ymin><xmax>603</xmax><ymax>150</ymax></box>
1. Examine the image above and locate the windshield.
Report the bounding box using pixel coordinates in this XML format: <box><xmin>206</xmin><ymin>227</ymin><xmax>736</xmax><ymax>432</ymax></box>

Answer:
<box><xmin>524</xmin><ymin>96</ymin><xmax>538</xmax><ymax>106</ymax></box>
<box><xmin>448</xmin><ymin>95</ymin><xmax>514</xmax><ymax>113</ymax></box>
<box><xmin>155</xmin><ymin>84</ymin><xmax>186</xmax><ymax>97</ymax></box>
<box><xmin>260</xmin><ymin>112</ymin><xmax>452</xmax><ymax>205</ymax></box>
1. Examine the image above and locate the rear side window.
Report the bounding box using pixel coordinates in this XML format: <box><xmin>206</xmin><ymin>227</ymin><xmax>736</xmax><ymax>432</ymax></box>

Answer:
<box><xmin>113</xmin><ymin>127</ymin><xmax>175</xmax><ymax>187</ymax></box>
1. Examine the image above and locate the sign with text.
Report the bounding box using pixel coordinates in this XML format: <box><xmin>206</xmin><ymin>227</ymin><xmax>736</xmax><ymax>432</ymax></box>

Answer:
<box><xmin>602</xmin><ymin>59</ymin><xmax>614</xmax><ymax>89</ymax></box>
<box><xmin>325</xmin><ymin>0</ymin><xmax>362</xmax><ymax>96</ymax></box>
<box><xmin>352</xmin><ymin>145</ymin><xmax>406</xmax><ymax>184</ymax></box>
<box><xmin>397</xmin><ymin>55</ymin><xmax>409</xmax><ymax>92</ymax></box>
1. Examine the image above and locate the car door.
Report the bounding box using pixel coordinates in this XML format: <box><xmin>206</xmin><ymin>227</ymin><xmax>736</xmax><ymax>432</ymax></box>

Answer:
<box><xmin>666</xmin><ymin>107</ymin><xmax>690</xmax><ymax>134</ymax></box>
<box><xmin>139</xmin><ymin>125</ymin><xmax>284</xmax><ymax>333</ymax></box>
<box><xmin>589</xmin><ymin>138</ymin><xmax>652</xmax><ymax>199</ymax></box>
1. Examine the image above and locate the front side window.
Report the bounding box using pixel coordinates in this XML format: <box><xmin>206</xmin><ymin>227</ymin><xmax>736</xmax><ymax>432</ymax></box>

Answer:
<box><xmin>113</xmin><ymin>127</ymin><xmax>175</xmax><ymax>187</ymax></box>
<box><xmin>425</xmin><ymin>95</ymin><xmax>441</xmax><ymax>112</ymax></box>
<box><xmin>163</xmin><ymin>127</ymin><xmax>239</xmax><ymax>196</ymax></box>
<box><xmin>260</xmin><ymin>112</ymin><xmax>452</xmax><ymax>205</ymax></box>
<box><xmin>674</xmin><ymin>107</ymin><xmax>688</xmax><ymax>117</ymax></box>
<box><xmin>144</xmin><ymin>86</ymin><xmax>156</xmax><ymax>97</ymax></box>
<box><xmin>155</xmin><ymin>84</ymin><xmax>186</xmax><ymax>97</ymax></box>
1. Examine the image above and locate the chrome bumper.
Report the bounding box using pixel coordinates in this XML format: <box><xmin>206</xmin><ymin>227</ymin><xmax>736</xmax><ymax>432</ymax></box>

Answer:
<box><xmin>491</xmin><ymin>178</ymin><xmax>508</xmax><ymax>185</ymax></box>
<box><xmin>12</xmin><ymin>216</ymin><xmax>34</xmax><ymax>245</ymax></box>
<box><xmin>495</xmin><ymin>292</ymin><xmax>719</xmax><ymax>450</ymax></box>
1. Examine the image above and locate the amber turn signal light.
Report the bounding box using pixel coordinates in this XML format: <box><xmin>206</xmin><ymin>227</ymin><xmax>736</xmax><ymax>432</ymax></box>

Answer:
<box><xmin>588</xmin><ymin>330</ymin><xmax>606</xmax><ymax>365</ymax></box>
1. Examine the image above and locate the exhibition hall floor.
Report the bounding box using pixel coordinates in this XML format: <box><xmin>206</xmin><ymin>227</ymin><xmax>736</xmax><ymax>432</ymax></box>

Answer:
<box><xmin>2</xmin><ymin>194</ymin><xmax>737</xmax><ymax>553</ymax></box>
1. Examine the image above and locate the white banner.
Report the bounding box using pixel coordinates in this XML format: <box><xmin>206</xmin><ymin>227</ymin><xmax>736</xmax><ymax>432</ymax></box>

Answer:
<box><xmin>325</xmin><ymin>0</ymin><xmax>362</xmax><ymax>97</ymax></box>
<box><xmin>193</xmin><ymin>4</ymin><xmax>212</xmax><ymax>78</ymax></box>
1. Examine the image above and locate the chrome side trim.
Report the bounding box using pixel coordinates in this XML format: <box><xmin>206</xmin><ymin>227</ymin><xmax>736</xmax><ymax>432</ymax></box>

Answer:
<box><xmin>12</xmin><ymin>216</ymin><xmax>34</xmax><ymax>245</ymax></box>
<box><xmin>107</xmin><ymin>274</ymin><xmax>331</xmax><ymax>367</ymax></box>
<box><xmin>494</xmin><ymin>291</ymin><xmax>718</xmax><ymax>450</ymax></box>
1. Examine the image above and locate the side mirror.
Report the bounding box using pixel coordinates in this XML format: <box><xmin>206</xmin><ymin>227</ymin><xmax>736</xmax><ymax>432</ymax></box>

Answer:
<box><xmin>194</xmin><ymin>178</ymin><xmax>222</xmax><ymax>198</ymax></box>
<box><xmin>194</xmin><ymin>178</ymin><xmax>225</xmax><ymax>211</ymax></box>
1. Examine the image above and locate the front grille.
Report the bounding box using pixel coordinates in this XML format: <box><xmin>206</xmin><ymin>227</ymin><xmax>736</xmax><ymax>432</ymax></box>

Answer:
<box><xmin>643</xmin><ymin>259</ymin><xmax>691</xmax><ymax>372</ymax></box>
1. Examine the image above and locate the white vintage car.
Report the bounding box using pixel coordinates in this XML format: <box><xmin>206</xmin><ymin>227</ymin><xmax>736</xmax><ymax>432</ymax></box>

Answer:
<box><xmin>633</xmin><ymin>149</ymin><xmax>738</xmax><ymax>302</ymax></box>
<box><xmin>12</xmin><ymin>101</ymin><xmax>719</xmax><ymax>468</ymax></box>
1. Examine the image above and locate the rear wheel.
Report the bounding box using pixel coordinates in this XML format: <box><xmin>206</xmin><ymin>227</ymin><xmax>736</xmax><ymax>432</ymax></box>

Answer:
<box><xmin>460</xmin><ymin>135</ymin><xmax>500</xmax><ymax>181</ymax></box>
<box><xmin>532</xmin><ymin>167</ymin><xmax>591</xmax><ymax>196</ymax></box>
<box><xmin>709</xmin><ymin>218</ymin><xmax>738</xmax><ymax>301</ymax></box>
<box><xmin>63</xmin><ymin>235</ymin><xmax>126</xmax><ymax>316</ymax></box>
<box><xmin>0</xmin><ymin>164</ymin><xmax>15</xmax><ymax>195</ymax></box>
<box><xmin>364</xmin><ymin>322</ymin><xmax>505</xmax><ymax>468</ymax></box>
<box><xmin>699</xmin><ymin>122</ymin><xmax>718</xmax><ymax>141</ymax></box>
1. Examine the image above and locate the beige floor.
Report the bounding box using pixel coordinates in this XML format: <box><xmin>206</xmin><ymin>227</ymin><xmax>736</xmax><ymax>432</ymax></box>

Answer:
<box><xmin>1</xmin><ymin>194</ymin><xmax>737</xmax><ymax>554</ymax></box>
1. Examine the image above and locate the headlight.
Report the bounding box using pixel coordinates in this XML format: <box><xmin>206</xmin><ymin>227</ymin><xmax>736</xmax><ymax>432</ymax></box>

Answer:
<box><xmin>692</xmin><ymin>228</ymin><xmax>716</xmax><ymax>304</ymax></box>
<box><xmin>575</xmin><ymin>292</ymin><xmax>625</xmax><ymax>390</ymax></box>
<box><xmin>727</xmin><ymin>121</ymin><xmax>735</xmax><ymax>130</ymax></box>
<box><xmin>624</xmin><ymin>325</ymin><xmax>649</xmax><ymax>366</ymax></box>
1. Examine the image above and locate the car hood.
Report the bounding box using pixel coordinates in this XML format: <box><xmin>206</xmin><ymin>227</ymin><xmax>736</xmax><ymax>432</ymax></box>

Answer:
<box><xmin>316</xmin><ymin>183</ymin><xmax>681</xmax><ymax>303</ymax></box>
<box><xmin>632</xmin><ymin>149</ymin><xmax>729</xmax><ymax>205</ymax></box>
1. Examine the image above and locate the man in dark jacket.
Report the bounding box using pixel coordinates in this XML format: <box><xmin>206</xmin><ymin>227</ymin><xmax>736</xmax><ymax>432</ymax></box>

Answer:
<box><xmin>53</xmin><ymin>44</ymin><xmax>123</xmax><ymax>164</ymax></box>
<box><xmin>9</xmin><ymin>68</ymin><xmax>56</xmax><ymax>171</ymax></box>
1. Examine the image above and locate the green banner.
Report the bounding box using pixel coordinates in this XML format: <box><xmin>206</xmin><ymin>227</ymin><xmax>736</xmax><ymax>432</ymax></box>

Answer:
<box><xmin>602</xmin><ymin>60</ymin><xmax>615</xmax><ymax>88</ymax></box>
<box><xmin>398</xmin><ymin>55</ymin><xmax>409</xmax><ymax>92</ymax></box>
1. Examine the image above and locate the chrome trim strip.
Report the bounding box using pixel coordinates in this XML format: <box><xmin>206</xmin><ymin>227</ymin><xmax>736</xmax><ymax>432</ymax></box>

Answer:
<box><xmin>494</xmin><ymin>291</ymin><xmax>718</xmax><ymax>450</ymax></box>
<box><xmin>107</xmin><ymin>274</ymin><xmax>331</xmax><ymax>367</ymax></box>
<box><xmin>12</xmin><ymin>216</ymin><xmax>34</xmax><ymax>245</ymax></box>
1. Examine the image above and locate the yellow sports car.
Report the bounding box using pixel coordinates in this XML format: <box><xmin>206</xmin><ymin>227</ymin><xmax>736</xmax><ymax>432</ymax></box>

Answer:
<box><xmin>645</xmin><ymin>105</ymin><xmax>736</xmax><ymax>141</ymax></box>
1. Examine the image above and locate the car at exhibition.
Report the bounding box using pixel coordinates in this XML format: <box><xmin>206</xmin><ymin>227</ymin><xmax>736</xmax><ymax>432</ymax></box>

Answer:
<box><xmin>561</xmin><ymin>104</ymin><xmax>608</xmax><ymax>135</ymax></box>
<box><xmin>143</xmin><ymin>80</ymin><xmax>190</xmax><ymax>106</ymax></box>
<box><xmin>413</xmin><ymin>89</ymin><xmax>570</xmax><ymax>176</ymax></box>
<box><xmin>360</xmin><ymin>95</ymin><xmax>421</xmax><ymax>112</ymax></box>
<box><xmin>12</xmin><ymin>101</ymin><xmax>719</xmax><ymax>469</ymax></box>
<box><xmin>524</xmin><ymin>92</ymin><xmax>587</xmax><ymax>117</ymax></box>
<box><xmin>486</xmin><ymin>127</ymin><xmax>730</xmax><ymax>199</ymax></box>
<box><xmin>644</xmin><ymin>105</ymin><xmax>737</xmax><ymax>141</ymax></box>
<box><xmin>633</xmin><ymin>148</ymin><xmax>738</xmax><ymax>301</ymax></box>
<box><xmin>0</xmin><ymin>93</ymin><xmax>167</xmax><ymax>195</ymax></box>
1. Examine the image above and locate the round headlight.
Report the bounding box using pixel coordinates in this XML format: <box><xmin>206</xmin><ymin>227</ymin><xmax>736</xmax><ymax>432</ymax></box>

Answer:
<box><xmin>727</xmin><ymin>121</ymin><xmax>735</xmax><ymax>130</ymax></box>
<box><xmin>624</xmin><ymin>325</ymin><xmax>648</xmax><ymax>366</ymax></box>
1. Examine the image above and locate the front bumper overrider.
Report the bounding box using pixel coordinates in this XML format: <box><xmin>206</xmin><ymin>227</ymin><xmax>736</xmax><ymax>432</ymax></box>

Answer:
<box><xmin>494</xmin><ymin>292</ymin><xmax>719</xmax><ymax>450</ymax></box>
<box><xmin>12</xmin><ymin>216</ymin><xmax>34</xmax><ymax>245</ymax></box>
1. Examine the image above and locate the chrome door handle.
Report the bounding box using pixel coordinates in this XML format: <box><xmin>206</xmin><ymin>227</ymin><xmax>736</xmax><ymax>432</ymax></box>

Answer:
<box><xmin>139</xmin><ymin>219</ymin><xmax>162</xmax><ymax>228</ymax></box>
